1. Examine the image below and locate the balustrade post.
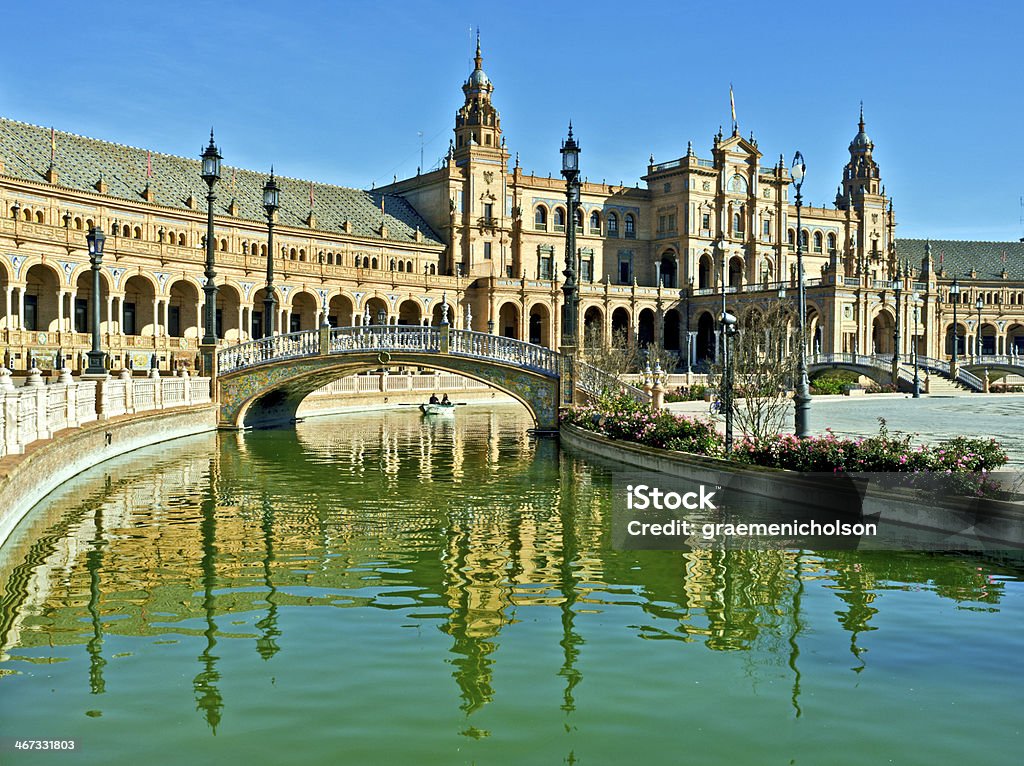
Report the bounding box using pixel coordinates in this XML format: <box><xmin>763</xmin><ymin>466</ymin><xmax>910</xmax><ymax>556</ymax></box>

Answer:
<box><xmin>559</xmin><ymin>351</ymin><xmax>576</xmax><ymax>406</ymax></box>
<box><xmin>34</xmin><ymin>385</ymin><xmax>49</xmax><ymax>441</ymax></box>
<box><xmin>3</xmin><ymin>394</ymin><xmax>19</xmax><ymax>455</ymax></box>
<box><xmin>440</xmin><ymin>325</ymin><xmax>450</xmax><ymax>354</ymax></box>
<box><xmin>120</xmin><ymin>368</ymin><xmax>134</xmax><ymax>414</ymax></box>
<box><xmin>65</xmin><ymin>382</ymin><xmax>78</xmax><ymax>428</ymax></box>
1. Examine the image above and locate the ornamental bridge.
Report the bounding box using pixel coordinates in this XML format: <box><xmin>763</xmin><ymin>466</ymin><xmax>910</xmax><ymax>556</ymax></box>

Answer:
<box><xmin>215</xmin><ymin>325</ymin><xmax>643</xmax><ymax>430</ymax></box>
<box><xmin>808</xmin><ymin>352</ymin><xmax>1024</xmax><ymax>392</ymax></box>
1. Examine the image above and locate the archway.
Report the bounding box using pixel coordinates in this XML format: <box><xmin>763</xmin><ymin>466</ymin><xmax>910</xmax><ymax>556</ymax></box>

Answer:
<box><xmin>215</xmin><ymin>283</ymin><xmax>242</xmax><ymax>341</ymax></box>
<box><xmin>978</xmin><ymin>322</ymin><xmax>997</xmax><ymax>356</ymax></box>
<box><xmin>728</xmin><ymin>256</ymin><xmax>743</xmax><ymax>288</ymax></box>
<box><xmin>528</xmin><ymin>303</ymin><xmax>551</xmax><ymax>347</ymax></box>
<box><xmin>664</xmin><ymin>308</ymin><xmax>681</xmax><ymax>352</ymax></box>
<box><xmin>329</xmin><ymin>294</ymin><xmax>355</xmax><ymax>327</ymax></box>
<box><xmin>637</xmin><ymin>308</ymin><xmax>655</xmax><ymax>347</ymax></box>
<box><xmin>1008</xmin><ymin>323</ymin><xmax>1024</xmax><ymax>356</ymax></box>
<box><xmin>871</xmin><ymin>312</ymin><xmax>895</xmax><ymax>355</ymax></box>
<box><xmin>398</xmin><ymin>299</ymin><xmax>422</xmax><ymax>326</ymax></box>
<box><xmin>122</xmin><ymin>274</ymin><xmax>157</xmax><ymax>336</ymax></box>
<box><xmin>498</xmin><ymin>302</ymin><xmax>520</xmax><ymax>338</ymax></box>
<box><xmin>696</xmin><ymin>311</ymin><xmax>715</xmax><ymax>363</ymax></box>
<box><xmin>288</xmin><ymin>291</ymin><xmax>319</xmax><ymax>332</ymax></box>
<box><xmin>698</xmin><ymin>255</ymin><xmax>713</xmax><ymax>290</ymax></box>
<box><xmin>23</xmin><ymin>263</ymin><xmax>61</xmax><ymax>332</ymax></box>
<box><xmin>660</xmin><ymin>252</ymin><xmax>677</xmax><ymax>288</ymax></box>
<box><xmin>611</xmin><ymin>307</ymin><xmax>630</xmax><ymax>346</ymax></box>
<box><xmin>944</xmin><ymin>323</ymin><xmax>967</xmax><ymax>356</ymax></box>
<box><xmin>0</xmin><ymin>260</ymin><xmax>11</xmax><ymax>330</ymax></box>
<box><xmin>169</xmin><ymin>279</ymin><xmax>201</xmax><ymax>339</ymax></box>
<box><xmin>431</xmin><ymin>299</ymin><xmax>455</xmax><ymax>326</ymax></box>
<box><xmin>583</xmin><ymin>305</ymin><xmax>603</xmax><ymax>348</ymax></box>
<box><xmin>365</xmin><ymin>296</ymin><xmax>389</xmax><ymax>326</ymax></box>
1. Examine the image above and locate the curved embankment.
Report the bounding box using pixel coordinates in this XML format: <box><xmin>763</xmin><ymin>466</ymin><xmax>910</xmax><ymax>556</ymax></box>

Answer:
<box><xmin>559</xmin><ymin>423</ymin><xmax>1024</xmax><ymax>549</ymax></box>
<box><xmin>0</xmin><ymin>405</ymin><xmax>217</xmax><ymax>545</ymax></box>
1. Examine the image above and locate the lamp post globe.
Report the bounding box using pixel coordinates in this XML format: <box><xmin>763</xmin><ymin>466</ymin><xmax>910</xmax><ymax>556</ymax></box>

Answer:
<box><xmin>262</xmin><ymin>169</ymin><xmax>280</xmax><ymax>338</ymax></box>
<box><xmin>84</xmin><ymin>226</ymin><xmax>107</xmax><ymax>376</ymax></box>
<box><xmin>200</xmin><ymin>130</ymin><xmax>222</xmax><ymax>372</ymax></box>
<box><xmin>791</xmin><ymin>151</ymin><xmax>810</xmax><ymax>438</ymax></box>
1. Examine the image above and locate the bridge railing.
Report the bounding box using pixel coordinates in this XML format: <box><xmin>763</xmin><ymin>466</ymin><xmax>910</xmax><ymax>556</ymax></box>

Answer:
<box><xmin>218</xmin><ymin>330</ymin><xmax>320</xmax><ymax>374</ymax></box>
<box><xmin>956</xmin><ymin>368</ymin><xmax>983</xmax><ymax>390</ymax></box>
<box><xmin>449</xmin><ymin>329</ymin><xmax>560</xmax><ymax>375</ymax></box>
<box><xmin>329</xmin><ymin>325</ymin><xmax>441</xmax><ymax>354</ymax></box>
<box><xmin>575</xmin><ymin>360</ymin><xmax>650</xmax><ymax>404</ymax></box>
<box><xmin>810</xmin><ymin>352</ymin><xmax>889</xmax><ymax>371</ymax></box>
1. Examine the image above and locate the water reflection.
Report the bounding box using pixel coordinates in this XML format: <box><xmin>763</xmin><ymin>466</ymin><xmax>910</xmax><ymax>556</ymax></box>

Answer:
<box><xmin>0</xmin><ymin>406</ymin><xmax>1020</xmax><ymax>760</ymax></box>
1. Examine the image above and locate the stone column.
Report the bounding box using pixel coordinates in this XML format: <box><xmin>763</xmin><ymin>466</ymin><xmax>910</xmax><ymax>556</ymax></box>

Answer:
<box><xmin>57</xmin><ymin>290</ymin><xmax>66</xmax><ymax>333</ymax></box>
<box><xmin>152</xmin><ymin>298</ymin><xmax>160</xmax><ymax>336</ymax></box>
<box><xmin>17</xmin><ymin>288</ymin><xmax>25</xmax><ymax>330</ymax></box>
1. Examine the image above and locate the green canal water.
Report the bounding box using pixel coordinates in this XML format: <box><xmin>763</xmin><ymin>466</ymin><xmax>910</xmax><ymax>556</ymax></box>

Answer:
<box><xmin>1</xmin><ymin>404</ymin><xmax>1021</xmax><ymax>764</ymax></box>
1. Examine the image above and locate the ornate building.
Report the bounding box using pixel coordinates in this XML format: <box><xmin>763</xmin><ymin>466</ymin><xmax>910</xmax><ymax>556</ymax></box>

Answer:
<box><xmin>2</xmin><ymin>40</ymin><xmax>1023</xmax><ymax>375</ymax></box>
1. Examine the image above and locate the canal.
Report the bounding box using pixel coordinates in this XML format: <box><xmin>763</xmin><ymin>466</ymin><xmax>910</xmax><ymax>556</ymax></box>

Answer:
<box><xmin>0</xmin><ymin>403</ymin><xmax>1021</xmax><ymax>764</ymax></box>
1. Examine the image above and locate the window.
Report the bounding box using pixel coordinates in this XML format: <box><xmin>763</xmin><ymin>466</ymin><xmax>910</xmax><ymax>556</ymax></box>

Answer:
<box><xmin>589</xmin><ymin>211</ymin><xmax>601</xmax><ymax>234</ymax></box>
<box><xmin>624</xmin><ymin>214</ymin><xmax>636</xmax><ymax>238</ymax></box>
<box><xmin>701</xmin><ymin>213</ymin><xmax>711</xmax><ymax>231</ymax></box>
<box><xmin>619</xmin><ymin>260</ymin><xmax>631</xmax><ymax>283</ymax></box>
<box><xmin>169</xmin><ymin>306</ymin><xmax>181</xmax><ymax>337</ymax></box>
<box><xmin>580</xmin><ymin>256</ymin><xmax>593</xmax><ymax>283</ymax></box>
<box><xmin>607</xmin><ymin>213</ymin><xmax>619</xmax><ymax>236</ymax></box>
<box><xmin>787</xmin><ymin>229</ymin><xmax>796</xmax><ymax>247</ymax></box>
<box><xmin>24</xmin><ymin>295</ymin><xmax>38</xmax><ymax>331</ymax></box>
<box><xmin>658</xmin><ymin>215</ymin><xmax>666</xmax><ymax>233</ymax></box>
<box><xmin>534</xmin><ymin>206</ymin><xmax>548</xmax><ymax>230</ymax></box>
<box><xmin>762</xmin><ymin>219</ymin><xmax>771</xmax><ymax>240</ymax></box>
<box><xmin>575</xmin><ymin>209</ymin><xmax>584</xmax><ymax>232</ymax></box>
<box><xmin>123</xmin><ymin>302</ymin><xmax>137</xmax><ymax>335</ymax></box>
<box><xmin>483</xmin><ymin>242</ymin><xmax>492</xmax><ymax>260</ymax></box>
<box><xmin>554</xmin><ymin>207</ymin><xmax>566</xmax><ymax>232</ymax></box>
<box><xmin>728</xmin><ymin>174</ymin><xmax>748</xmax><ymax>193</ymax></box>
<box><xmin>813</xmin><ymin>232</ymin><xmax>823</xmax><ymax>253</ymax></box>
<box><xmin>668</xmin><ymin>213</ymin><xmax>676</xmax><ymax>231</ymax></box>
<box><xmin>483</xmin><ymin>202</ymin><xmax>494</xmax><ymax>221</ymax></box>
<box><xmin>733</xmin><ymin>213</ymin><xmax>744</xmax><ymax>235</ymax></box>
<box><xmin>539</xmin><ymin>254</ymin><xmax>553</xmax><ymax>280</ymax></box>
<box><xmin>800</xmin><ymin>230</ymin><xmax>809</xmax><ymax>249</ymax></box>
<box><xmin>827</xmin><ymin>232</ymin><xmax>837</xmax><ymax>252</ymax></box>
<box><xmin>75</xmin><ymin>298</ymin><xmax>88</xmax><ymax>332</ymax></box>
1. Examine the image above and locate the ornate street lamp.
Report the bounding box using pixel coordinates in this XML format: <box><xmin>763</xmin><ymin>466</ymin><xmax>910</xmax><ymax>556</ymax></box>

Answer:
<box><xmin>200</xmin><ymin>131</ymin><xmax>222</xmax><ymax>371</ymax></box>
<box><xmin>84</xmin><ymin>226</ymin><xmax>107</xmax><ymax>377</ymax></box>
<box><xmin>720</xmin><ymin>311</ymin><xmax>739</xmax><ymax>452</ymax></box>
<box><xmin>791</xmin><ymin>152</ymin><xmax>810</xmax><ymax>438</ymax></box>
<box><xmin>950</xmin><ymin>278</ymin><xmax>960</xmax><ymax>371</ymax></box>
<box><xmin>560</xmin><ymin>123</ymin><xmax>581</xmax><ymax>352</ymax></box>
<box><xmin>262</xmin><ymin>169</ymin><xmax>280</xmax><ymax>338</ymax></box>
<box><xmin>975</xmin><ymin>295</ymin><xmax>984</xmax><ymax>360</ymax></box>
<box><xmin>911</xmin><ymin>291</ymin><xmax>922</xmax><ymax>397</ymax></box>
<box><xmin>891</xmin><ymin>262</ymin><xmax>902</xmax><ymax>382</ymax></box>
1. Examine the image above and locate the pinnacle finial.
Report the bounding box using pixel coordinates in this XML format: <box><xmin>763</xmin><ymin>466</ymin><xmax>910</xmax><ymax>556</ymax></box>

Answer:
<box><xmin>859</xmin><ymin>101</ymin><xmax>865</xmax><ymax>130</ymax></box>
<box><xmin>568</xmin><ymin>120</ymin><xmax>573</xmax><ymax>138</ymax></box>
<box><xmin>474</xmin><ymin>28</ymin><xmax>482</xmax><ymax>68</ymax></box>
<box><xmin>209</xmin><ymin>127</ymin><xmax>215</xmax><ymax>144</ymax></box>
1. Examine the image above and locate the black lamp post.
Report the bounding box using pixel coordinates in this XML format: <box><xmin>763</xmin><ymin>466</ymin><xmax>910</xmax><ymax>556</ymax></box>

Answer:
<box><xmin>891</xmin><ymin>262</ymin><xmax>902</xmax><ymax>383</ymax></box>
<box><xmin>975</xmin><ymin>296</ymin><xmax>984</xmax><ymax>360</ymax></box>
<box><xmin>560</xmin><ymin>124</ymin><xmax>580</xmax><ymax>352</ymax></box>
<box><xmin>720</xmin><ymin>311</ymin><xmax>739</xmax><ymax>452</ymax></box>
<box><xmin>911</xmin><ymin>291</ymin><xmax>922</xmax><ymax>397</ymax></box>
<box><xmin>84</xmin><ymin>226</ymin><xmax>107</xmax><ymax>376</ymax></box>
<box><xmin>200</xmin><ymin>131</ymin><xmax>222</xmax><ymax>365</ymax></box>
<box><xmin>791</xmin><ymin>152</ymin><xmax>810</xmax><ymax>438</ymax></box>
<box><xmin>950</xmin><ymin>278</ymin><xmax>960</xmax><ymax>371</ymax></box>
<box><xmin>262</xmin><ymin>169</ymin><xmax>280</xmax><ymax>338</ymax></box>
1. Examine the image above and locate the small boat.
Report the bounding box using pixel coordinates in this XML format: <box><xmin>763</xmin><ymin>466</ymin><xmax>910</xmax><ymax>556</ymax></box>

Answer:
<box><xmin>419</xmin><ymin>402</ymin><xmax>456</xmax><ymax>416</ymax></box>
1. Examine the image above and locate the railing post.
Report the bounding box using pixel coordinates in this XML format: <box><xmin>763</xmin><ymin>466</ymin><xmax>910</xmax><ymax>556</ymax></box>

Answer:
<box><xmin>440</xmin><ymin>325</ymin><xmax>450</xmax><ymax>354</ymax></box>
<box><xmin>319</xmin><ymin>325</ymin><xmax>330</xmax><ymax>356</ymax></box>
<box><xmin>559</xmin><ymin>351</ymin><xmax>575</xmax><ymax>407</ymax></box>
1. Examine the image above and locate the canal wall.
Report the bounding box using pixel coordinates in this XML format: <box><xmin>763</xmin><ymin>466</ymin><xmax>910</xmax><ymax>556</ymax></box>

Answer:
<box><xmin>0</xmin><ymin>404</ymin><xmax>217</xmax><ymax>545</ymax></box>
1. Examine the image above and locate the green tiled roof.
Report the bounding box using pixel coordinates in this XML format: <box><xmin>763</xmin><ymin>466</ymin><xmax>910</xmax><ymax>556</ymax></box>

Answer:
<box><xmin>897</xmin><ymin>238</ymin><xmax>1024</xmax><ymax>281</ymax></box>
<box><xmin>0</xmin><ymin>117</ymin><xmax>443</xmax><ymax>247</ymax></box>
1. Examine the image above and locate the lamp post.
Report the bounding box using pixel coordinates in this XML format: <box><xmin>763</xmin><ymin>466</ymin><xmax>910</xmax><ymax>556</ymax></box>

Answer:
<box><xmin>559</xmin><ymin>124</ymin><xmax>580</xmax><ymax>353</ymax></box>
<box><xmin>791</xmin><ymin>152</ymin><xmax>810</xmax><ymax>438</ymax></box>
<box><xmin>950</xmin><ymin>278</ymin><xmax>960</xmax><ymax>372</ymax></box>
<box><xmin>891</xmin><ymin>262</ymin><xmax>902</xmax><ymax>385</ymax></box>
<box><xmin>262</xmin><ymin>170</ymin><xmax>280</xmax><ymax>338</ymax></box>
<box><xmin>975</xmin><ymin>296</ymin><xmax>984</xmax><ymax>361</ymax></box>
<box><xmin>911</xmin><ymin>291</ymin><xmax>922</xmax><ymax>397</ymax></box>
<box><xmin>720</xmin><ymin>311</ymin><xmax>739</xmax><ymax>452</ymax></box>
<box><xmin>84</xmin><ymin>227</ymin><xmax>107</xmax><ymax>377</ymax></box>
<box><xmin>200</xmin><ymin>131</ymin><xmax>222</xmax><ymax>375</ymax></box>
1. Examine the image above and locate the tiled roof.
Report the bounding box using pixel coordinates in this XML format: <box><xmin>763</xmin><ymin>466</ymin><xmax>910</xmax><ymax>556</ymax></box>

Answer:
<box><xmin>897</xmin><ymin>238</ymin><xmax>1024</xmax><ymax>281</ymax></box>
<box><xmin>0</xmin><ymin>117</ymin><xmax>443</xmax><ymax>247</ymax></box>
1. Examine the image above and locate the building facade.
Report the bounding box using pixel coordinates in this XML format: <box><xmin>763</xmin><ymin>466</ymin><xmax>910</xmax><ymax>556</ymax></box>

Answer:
<box><xmin>2</xmin><ymin>41</ymin><xmax>1023</xmax><ymax>375</ymax></box>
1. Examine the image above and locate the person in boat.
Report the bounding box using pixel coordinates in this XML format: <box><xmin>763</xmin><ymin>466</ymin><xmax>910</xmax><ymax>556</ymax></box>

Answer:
<box><xmin>441</xmin><ymin>394</ymin><xmax>451</xmax><ymax>405</ymax></box>
<box><xmin>429</xmin><ymin>393</ymin><xmax>439</xmax><ymax>404</ymax></box>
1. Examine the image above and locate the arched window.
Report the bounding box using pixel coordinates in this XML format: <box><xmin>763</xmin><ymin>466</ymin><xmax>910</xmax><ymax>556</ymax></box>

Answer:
<box><xmin>289</xmin><ymin>248</ymin><xmax>297</xmax><ymax>260</ymax></box>
<box><xmin>178</xmin><ymin>233</ymin><xmax>186</xmax><ymax>246</ymax></box>
<box><xmin>827</xmin><ymin>232</ymin><xmax>837</xmax><ymax>252</ymax></box>
<box><xmin>74</xmin><ymin>217</ymin><xmax>83</xmax><ymax>230</ymax></box>
<box><xmin>36</xmin><ymin>210</ymin><xmax>45</xmax><ymax>224</ymax></box>
<box><xmin>624</xmin><ymin>214</ymin><xmax>636</xmax><ymax>238</ymax></box>
<box><xmin>800</xmin><ymin>230</ymin><xmax>809</xmax><ymax>249</ymax></box>
<box><xmin>607</xmin><ymin>212</ymin><xmax>619</xmax><ymax>236</ymax></box>
<box><xmin>574</xmin><ymin>209</ymin><xmax>584</xmax><ymax>231</ymax></box>
<box><xmin>589</xmin><ymin>211</ymin><xmax>601</xmax><ymax>234</ymax></box>
<box><xmin>813</xmin><ymin>232</ymin><xmax>823</xmax><ymax>253</ymax></box>
<box><xmin>732</xmin><ymin>212</ymin><xmax>744</xmax><ymax>235</ymax></box>
<box><xmin>371</xmin><ymin>257</ymin><xmax>379</xmax><ymax>269</ymax></box>
<box><xmin>788</xmin><ymin>229</ymin><xmax>796</xmax><ymax>246</ymax></box>
<box><xmin>22</xmin><ymin>208</ymin><xmax>32</xmax><ymax>221</ymax></box>
<box><xmin>429</xmin><ymin>264</ymin><xmax>436</xmax><ymax>275</ymax></box>
<box><xmin>534</xmin><ymin>206</ymin><xmax>548</xmax><ymax>230</ymax></box>
<box><xmin>406</xmin><ymin>260</ymin><xmax>413</xmax><ymax>272</ymax></box>
<box><xmin>85</xmin><ymin>218</ymin><xmax>94</xmax><ymax>230</ymax></box>
<box><xmin>728</xmin><ymin>174</ymin><xmax>748</xmax><ymax>193</ymax></box>
<box><xmin>553</xmin><ymin>207</ymin><xmax>566</xmax><ymax>230</ymax></box>
<box><xmin>134</xmin><ymin>226</ymin><xmax>142</xmax><ymax>239</ymax></box>
<box><xmin>122</xmin><ymin>224</ymin><xmax>131</xmax><ymax>237</ymax></box>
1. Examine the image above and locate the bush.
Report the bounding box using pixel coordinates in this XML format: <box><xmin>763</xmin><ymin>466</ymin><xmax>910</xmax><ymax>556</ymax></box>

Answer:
<box><xmin>664</xmin><ymin>384</ymin><xmax>708</xmax><ymax>403</ymax></box>
<box><xmin>810</xmin><ymin>374</ymin><xmax>853</xmax><ymax>396</ymax></box>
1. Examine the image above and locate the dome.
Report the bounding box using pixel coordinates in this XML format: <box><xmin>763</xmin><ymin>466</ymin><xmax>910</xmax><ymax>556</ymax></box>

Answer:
<box><xmin>468</xmin><ymin>67</ymin><xmax>490</xmax><ymax>87</ymax></box>
<box><xmin>851</xmin><ymin>105</ymin><xmax>872</xmax><ymax>151</ymax></box>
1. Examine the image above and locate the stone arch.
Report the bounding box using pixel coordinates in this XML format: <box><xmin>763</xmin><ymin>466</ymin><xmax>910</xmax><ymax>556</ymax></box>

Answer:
<box><xmin>871</xmin><ymin>310</ymin><xmax>895</xmax><ymax>355</ymax></box>
<box><xmin>582</xmin><ymin>305</ymin><xmax>604</xmax><ymax>348</ymax></box>
<box><xmin>364</xmin><ymin>295</ymin><xmax>390</xmax><ymax>325</ymax></box>
<box><xmin>221</xmin><ymin>355</ymin><xmax>559</xmax><ymax>431</ymax></box>
<box><xmin>528</xmin><ymin>302</ymin><xmax>552</xmax><ymax>347</ymax></box>
<box><xmin>397</xmin><ymin>298</ymin><xmax>422</xmax><ymax>325</ymax></box>
<box><xmin>73</xmin><ymin>268</ymin><xmax>114</xmax><ymax>334</ymax></box>
<box><xmin>23</xmin><ymin>262</ymin><xmax>62</xmax><ymax>332</ymax></box>
<box><xmin>431</xmin><ymin>299</ymin><xmax>455</xmax><ymax>326</ymax></box>
<box><xmin>698</xmin><ymin>253</ymin><xmax>713</xmax><ymax>289</ymax></box>
<box><xmin>696</xmin><ymin>310</ymin><xmax>715</xmax><ymax>363</ymax></box>
<box><xmin>288</xmin><ymin>290</ymin><xmax>319</xmax><ymax>331</ymax></box>
<box><xmin>728</xmin><ymin>256</ymin><xmax>743</xmax><ymax>287</ymax></box>
<box><xmin>169</xmin><ymin>279</ymin><xmax>201</xmax><ymax>339</ymax></box>
<box><xmin>329</xmin><ymin>293</ymin><xmax>355</xmax><ymax>327</ymax></box>
<box><xmin>215</xmin><ymin>282</ymin><xmax>243</xmax><ymax>341</ymax></box>
<box><xmin>944</xmin><ymin>322</ymin><xmax>968</xmax><ymax>356</ymax></box>
<box><xmin>122</xmin><ymin>274</ymin><xmax>158</xmax><ymax>336</ymax></box>
<box><xmin>497</xmin><ymin>301</ymin><xmax>520</xmax><ymax>338</ymax></box>
<box><xmin>978</xmin><ymin>322</ymin><xmax>997</xmax><ymax>356</ymax></box>
<box><xmin>611</xmin><ymin>306</ymin><xmax>630</xmax><ymax>346</ymax></box>
<box><xmin>659</xmin><ymin>249</ymin><xmax>677</xmax><ymax>288</ymax></box>
<box><xmin>637</xmin><ymin>307</ymin><xmax>655</xmax><ymax>347</ymax></box>
<box><xmin>1006</xmin><ymin>323</ymin><xmax>1024</xmax><ymax>355</ymax></box>
<box><xmin>663</xmin><ymin>308</ymin><xmax>682</xmax><ymax>352</ymax></box>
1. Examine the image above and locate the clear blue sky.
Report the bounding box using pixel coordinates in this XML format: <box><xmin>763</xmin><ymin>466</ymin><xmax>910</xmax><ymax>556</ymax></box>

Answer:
<box><xmin>3</xmin><ymin>0</ymin><xmax>1022</xmax><ymax>241</ymax></box>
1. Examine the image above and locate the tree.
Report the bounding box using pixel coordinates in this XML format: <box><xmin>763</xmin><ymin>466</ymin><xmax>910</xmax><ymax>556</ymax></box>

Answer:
<box><xmin>581</xmin><ymin>326</ymin><xmax>679</xmax><ymax>376</ymax></box>
<box><xmin>708</xmin><ymin>302</ymin><xmax>798</xmax><ymax>441</ymax></box>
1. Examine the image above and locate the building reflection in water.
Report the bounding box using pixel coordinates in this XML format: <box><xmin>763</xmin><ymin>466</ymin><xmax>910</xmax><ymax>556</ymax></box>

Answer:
<box><xmin>0</xmin><ymin>407</ymin><xmax>1017</xmax><ymax>735</ymax></box>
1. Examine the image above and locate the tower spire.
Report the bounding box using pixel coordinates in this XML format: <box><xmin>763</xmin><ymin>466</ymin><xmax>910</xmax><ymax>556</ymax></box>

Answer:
<box><xmin>859</xmin><ymin>101</ymin><xmax>865</xmax><ymax>131</ymax></box>
<box><xmin>475</xmin><ymin>28</ymin><xmax>482</xmax><ymax>70</ymax></box>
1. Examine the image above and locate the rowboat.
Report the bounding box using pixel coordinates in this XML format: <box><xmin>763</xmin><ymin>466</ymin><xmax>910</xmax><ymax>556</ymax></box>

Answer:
<box><xmin>419</xmin><ymin>402</ymin><xmax>456</xmax><ymax>416</ymax></box>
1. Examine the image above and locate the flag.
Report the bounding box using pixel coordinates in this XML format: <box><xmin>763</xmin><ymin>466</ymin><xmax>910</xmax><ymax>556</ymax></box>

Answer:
<box><xmin>730</xmin><ymin>84</ymin><xmax>736</xmax><ymax>125</ymax></box>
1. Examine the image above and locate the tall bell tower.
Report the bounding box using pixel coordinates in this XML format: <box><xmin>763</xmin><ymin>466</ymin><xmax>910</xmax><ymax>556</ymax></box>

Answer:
<box><xmin>836</xmin><ymin>105</ymin><xmax>892</xmax><ymax>271</ymax></box>
<box><xmin>453</xmin><ymin>34</ymin><xmax>503</xmax><ymax>159</ymax></box>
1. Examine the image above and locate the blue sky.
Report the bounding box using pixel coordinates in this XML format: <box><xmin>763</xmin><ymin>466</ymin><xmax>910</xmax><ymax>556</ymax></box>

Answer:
<box><xmin>3</xmin><ymin>0</ymin><xmax>1022</xmax><ymax>241</ymax></box>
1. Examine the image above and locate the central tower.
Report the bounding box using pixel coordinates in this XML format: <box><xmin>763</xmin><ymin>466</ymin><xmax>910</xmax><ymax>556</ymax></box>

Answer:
<box><xmin>453</xmin><ymin>34</ymin><xmax>503</xmax><ymax>157</ymax></box>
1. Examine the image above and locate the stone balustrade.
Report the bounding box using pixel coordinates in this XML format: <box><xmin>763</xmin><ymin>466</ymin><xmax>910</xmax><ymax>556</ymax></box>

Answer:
<box><xmin>0</xmin><ymin>368</ymin><xmax>211</xmax><ymax>458</ymax></box>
